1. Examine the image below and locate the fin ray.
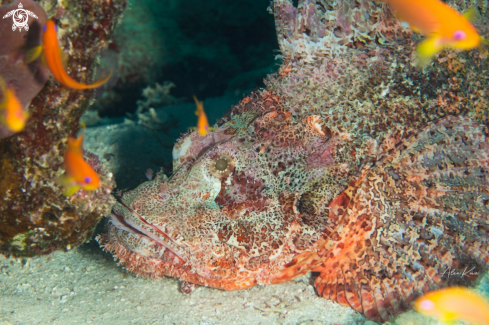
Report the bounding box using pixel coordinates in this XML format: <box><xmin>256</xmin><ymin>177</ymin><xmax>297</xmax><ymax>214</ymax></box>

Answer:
<box><xmin>313</xmin><ymin>116</ymin><xmax>489</xmax><ymax>322</ymax></box>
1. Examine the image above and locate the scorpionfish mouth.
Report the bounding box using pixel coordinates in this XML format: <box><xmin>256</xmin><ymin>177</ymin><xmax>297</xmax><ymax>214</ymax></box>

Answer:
<box><xmin>109</xmin><ymin>201</ymin><xmax>187</xmax><ymax>265</ymax></box>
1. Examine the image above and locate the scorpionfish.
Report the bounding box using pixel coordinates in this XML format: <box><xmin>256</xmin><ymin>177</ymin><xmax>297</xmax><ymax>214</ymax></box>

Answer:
<box><xmin>99</xmin><ymin>0</ymin><xmax>489</xmax><ymax>322</ymax></box>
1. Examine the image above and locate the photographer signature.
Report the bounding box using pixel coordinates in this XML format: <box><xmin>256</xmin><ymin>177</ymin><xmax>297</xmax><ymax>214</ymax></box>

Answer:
<box><xmin>441</xmin><ymin>266</ymin><xmax>479</xmax><ymax>279</ymax></box>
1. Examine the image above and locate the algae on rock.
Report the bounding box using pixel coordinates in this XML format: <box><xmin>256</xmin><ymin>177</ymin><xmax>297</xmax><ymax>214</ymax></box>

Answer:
<box><xmin>0</xmin><ymin>0</ymin><xmax>127</xmax><ymax>256</ymax></box>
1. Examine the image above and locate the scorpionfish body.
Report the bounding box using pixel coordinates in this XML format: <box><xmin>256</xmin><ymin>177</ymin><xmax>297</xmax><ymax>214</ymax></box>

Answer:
<box><xmin>100</xmin><ymin>0</ymin><xmax>489</xmax><ymax>322</ymax></box>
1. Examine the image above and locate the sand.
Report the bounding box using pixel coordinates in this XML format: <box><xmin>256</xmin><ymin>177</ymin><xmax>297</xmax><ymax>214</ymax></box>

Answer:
<box><xmin>0</xmin><ymin>240</ymin><xmax>365</xmax><ymax>325</ymax></box>
<box><xmin>3</xmin><ymin>239</ymin><xmax>484</xmax><ymax>324</ymax></box>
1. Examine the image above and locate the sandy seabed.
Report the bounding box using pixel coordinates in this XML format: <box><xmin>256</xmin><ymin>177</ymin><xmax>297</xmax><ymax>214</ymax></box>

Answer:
<box><xmin>1</xmin><ymin>238</ymin><xmax>482</xmax><ymax>325</ymax></box>
<box><xmin>0</xmin><ymin>240</ymin><xmax>365</xmax><ymax>325</ymax></box>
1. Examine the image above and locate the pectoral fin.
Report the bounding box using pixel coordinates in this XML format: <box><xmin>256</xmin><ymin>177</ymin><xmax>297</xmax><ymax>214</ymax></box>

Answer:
<box><xmin>313</xmin><ymin>116</ymin><xmax>489</xmax><ymax>322</ymax></box>
<box><xmin>56</xmin><ymin>175</ymin><xmax>80</xmax><ymax>196</ymax></box>
<box><xmin>63</xmin><ymin>185</ymin><xmax>80</xmax><ymax>196</ymax></box>
<box><xmin>28</xmin><ymin>45</ymin><xmax>68</xmax><ymax>69</ymax></box>
<box><xmin>25</xmin><ymin>45</ymin><xmax>43</xmax><ymax>64</ymax></box>
<box><xmin>416</xmin><ymin>36</ymin><xmax>443</xmax><ymax>68</ymax></box>
<box><xmin>463</xmin><ymin>8</ymin><xmax>480</xmax><ymax>22</ymax></box>
<box><xmin>440</xmin><ymin>312</ymin><xmax>458</xmax><ymax>324</ymax></box>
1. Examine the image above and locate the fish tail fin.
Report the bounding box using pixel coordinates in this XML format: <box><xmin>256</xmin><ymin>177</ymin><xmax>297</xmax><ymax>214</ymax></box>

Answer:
<box><xmin>83</xmin><ymin>70</ymin><xmax>113</xmax><ymax>89</ymax></box>
<box><xmin>463</xmin><ymin>7</ymin><xmax>480</xmax><ymax>23</ymax></box>
<box><xmin>416</xmin><ymin>36</ymin><xmax>444</xmax><ymax>68</ymax></box>
<box><xmin>25</xmin><ymin>45</ymin><xmax>43</xmax><ymax>64</ymax></box>
<box><xmin>193</xmin><ymin>96</ymin><xmax>202</xmax><ymax>115</ymax></box>
<box><xmin>481</xmin><ymin>36</ymin><xmax>489</xmax><ymax>46</ymax></box>
<box><xmin>67</xmin><ymin>134</ymin><xmax>83</xmax><ymax>150</ymax></box>
<box><xmin>67</xmin><ymin>125</ymin><xmax>85</xmax><ymax>155</ymax></box>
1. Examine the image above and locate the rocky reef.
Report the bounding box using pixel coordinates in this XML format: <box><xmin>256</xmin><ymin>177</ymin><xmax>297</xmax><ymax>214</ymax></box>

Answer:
<box><xmin>0</xmin><ymin>0</ymin><xmax>126</xmax><ymax>256</ymax></box>
<box><xmin>0</xmin><ymin>0</ymin><xmax>49</xmax><ymax>139</ymax></box>
<box><xmin>100</xmin><ymin>0</ymin><xmax>489</xmax><ymax>322</ymax></box>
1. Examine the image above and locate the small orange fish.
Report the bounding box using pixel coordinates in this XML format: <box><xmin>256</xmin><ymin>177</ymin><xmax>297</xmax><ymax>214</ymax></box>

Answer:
<box><xmin>382</xmin><ymin>0</ymin><xmax>484</xmax><ymax>67</ymax></box>
<box><xmin>57</xmin><ymin>124</ymin><xmax>100</xmax><ymax>196</ymax></box>
<box><xmin>193</xmin><ymin>96</ymin><xmax>211</xmax><ymax>136</ymax></box>
<box><xmin>27</xmin><ymin>20</ymin><xmax>112</xmax><ymax>89</ymax></box>
<box><xmin>414</xmin><ymin>286</ymin><xmax>489</xmax><ymax>324</ymax></box>
<box><xmin>0</xmin><ymin>77</ymin><xmax>28</xmax><ymax>132</ymax></box>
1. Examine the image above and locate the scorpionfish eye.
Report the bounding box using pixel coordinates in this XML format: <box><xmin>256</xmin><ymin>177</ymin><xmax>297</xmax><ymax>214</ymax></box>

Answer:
<box><xmin>209</xmin><ymin>154</ymin><xmax>235</xmax><ymax>178</ymax></box>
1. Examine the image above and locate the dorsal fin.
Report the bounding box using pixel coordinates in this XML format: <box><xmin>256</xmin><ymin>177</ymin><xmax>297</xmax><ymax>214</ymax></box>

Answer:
<box><xmin>67</xmin><ymin>124</ymin><xmax>86</xmax><ymax>155</ymax></box>
<box><xmin>193</xmin><ymin>95</ymin><xmax>203</xmax><ymax>116</ymax></box>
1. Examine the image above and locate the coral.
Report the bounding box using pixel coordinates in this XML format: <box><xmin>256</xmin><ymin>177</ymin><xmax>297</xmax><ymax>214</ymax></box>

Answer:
<box><xmin>135</xmin><ymin>82</ymin><xmax>177</xmax><ymax>114</ymax></box>
<box><xmin>99</xmin><ymin>0</ymin><xmax>489</xmax><ymax>322</ymax></box>
<box><xmin>0</xmin><ymin>0</ymin><xmax>49</xmax><ymax>138</ymax></box>
<box><xmin>0</xmin><ymin>0</ymin><xmax>127</xmax><ymax>256</ymax></box>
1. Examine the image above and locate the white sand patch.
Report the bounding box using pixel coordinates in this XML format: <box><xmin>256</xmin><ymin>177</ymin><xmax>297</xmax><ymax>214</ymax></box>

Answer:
<box><xmin>0</xmin><ymin>242</ymin><xmax>364</xmax><ymax>325</ymax></box>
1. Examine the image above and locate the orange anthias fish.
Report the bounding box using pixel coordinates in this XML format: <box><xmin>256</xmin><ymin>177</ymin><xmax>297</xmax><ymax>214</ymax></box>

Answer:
<box><xmin>27</xmin><ymin>20</ymin><xmax>112</xmax><ymax>89</ymax></box>
<box><xmin>0</xmin><ymin>77</ymin><xmax>28</xmax><ymax>132</ymax></box>
<box><xmin>414</xmin><ymin>287</ymin><xmax>489</xmax><ymax>324</ymax></box>
<box><xmin>57</xmin><ymin>124</ymin><xmax>100</xmax><ymax>196</ymax></box>
<box><xmin>382</xmin><ymin>0</ymin><xmax>483</xmax><ymax>67</ymax></box>
<box><xmin>193</xmin><ymin>96</ymin><xmax>211</xmax><ymax>136</ymax></box>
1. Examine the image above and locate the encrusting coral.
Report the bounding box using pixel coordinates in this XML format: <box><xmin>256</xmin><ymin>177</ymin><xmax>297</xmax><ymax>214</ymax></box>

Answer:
<box><xmin>99</xmin><ymin>0</ymin><xmax>489</xmax><ymax>322</ymax></box>
<box><xmin>0</xmin><ymin>0</ymin><xmax>126</xmax><ymax>256</ymax></box>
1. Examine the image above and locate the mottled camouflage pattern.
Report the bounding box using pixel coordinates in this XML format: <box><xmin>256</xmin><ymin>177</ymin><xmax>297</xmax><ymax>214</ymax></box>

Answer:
<box><xmin>100</xmin><ymin>0</ymin><xmax>489</xmax><ymax>321</ymax></box>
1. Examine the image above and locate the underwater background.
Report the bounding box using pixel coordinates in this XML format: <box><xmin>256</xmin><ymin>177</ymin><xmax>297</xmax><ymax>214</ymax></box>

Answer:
<box><xmin>1</xmin><ymin>0</ymin><xmax>489</xmax><ymax>324</ymax></box>
<box><xmin>85</xmin><ymin>0</ymin><xmax>279</xmax><ymax>190</ymax></box>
